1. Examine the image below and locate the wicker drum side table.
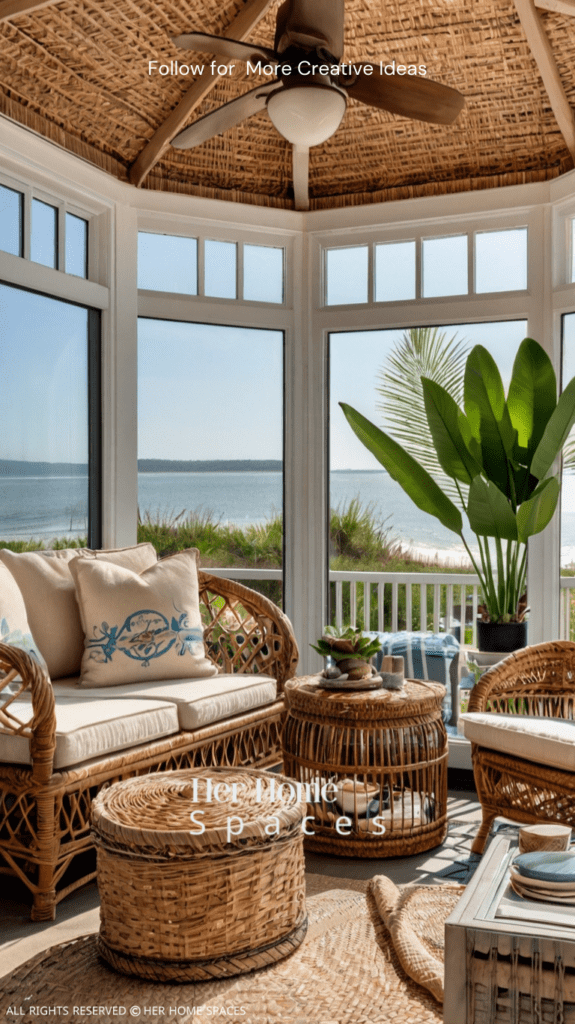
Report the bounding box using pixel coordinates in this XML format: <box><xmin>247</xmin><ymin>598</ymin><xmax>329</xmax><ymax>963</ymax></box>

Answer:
<box><xmin>92</xmin><ymin>767</ymin><xmax>308</xmax><ymax>981</ymax></box>
<box><xmin>282</xmin><ymin>675</ymin><xmax>448</xmax><ymax>857</ymax></box>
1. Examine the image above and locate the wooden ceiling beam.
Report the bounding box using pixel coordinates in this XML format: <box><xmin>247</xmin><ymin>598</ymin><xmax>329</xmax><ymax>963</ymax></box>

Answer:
<box><xmin>514</xmin><ymin>0</ymin><xmax>575</xmax><ymax>161</ymax></box>
<box><xmin>534</xmin><ymin>0</ymin><xmax>575</xmax><ymax>16</ymax></box>
<box><xmin>129</xmin><ymin>0</ymin><xmax>274</xmax><ymax>187</ymax></box>
<box><xmin>0</xmin><ymin>0</ymin><xmax>61</xmax><ymax>20</ymax></box>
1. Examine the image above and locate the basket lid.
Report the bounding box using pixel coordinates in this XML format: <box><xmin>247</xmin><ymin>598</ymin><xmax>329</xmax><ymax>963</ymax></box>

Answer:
<box><xmin>92</xmin><ymin>767</ymin><xmax>306</xmax><ymax>856</ymax></box>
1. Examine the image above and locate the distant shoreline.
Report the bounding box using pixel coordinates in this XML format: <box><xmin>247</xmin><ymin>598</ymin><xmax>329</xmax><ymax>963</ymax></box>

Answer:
<box><xmin>0</xmin><ymin>459</ymin><xmax>284</xmax><ymax>476</ymax></box>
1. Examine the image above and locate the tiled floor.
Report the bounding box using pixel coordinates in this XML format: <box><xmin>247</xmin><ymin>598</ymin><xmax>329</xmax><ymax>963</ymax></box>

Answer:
<box><xmin>0</xmin><ymin>778</ymin><xmax>483</xmax><ymax>980</ymax></box>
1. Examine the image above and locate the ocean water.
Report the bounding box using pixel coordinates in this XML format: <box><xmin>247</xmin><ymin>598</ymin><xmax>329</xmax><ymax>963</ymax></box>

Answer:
<box><xmin>1</xmin><ymin>470</ymin><xmax>574</xmax><ymax>565</ymax></box>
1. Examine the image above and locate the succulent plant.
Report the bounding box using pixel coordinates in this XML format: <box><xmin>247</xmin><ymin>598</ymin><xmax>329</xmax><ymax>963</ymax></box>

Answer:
<box><xmin>311</xmin><ymin>625</ymin><xmax>381</xmax><ymax>663</ymax></box>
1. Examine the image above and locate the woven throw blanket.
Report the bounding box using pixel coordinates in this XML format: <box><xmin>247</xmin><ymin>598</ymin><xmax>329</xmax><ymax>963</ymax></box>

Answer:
<box><xmin>0</xmin><ymin>880</ymin><xmax>464</xmax><ymax>1024</ymax></box>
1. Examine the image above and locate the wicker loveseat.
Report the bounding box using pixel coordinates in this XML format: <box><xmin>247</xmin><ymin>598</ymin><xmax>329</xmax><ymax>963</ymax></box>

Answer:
<box><xmin>0</xmin><ymin>564</ymin><xmax>298</xmax><ymax>921</ymax></box>
<box><xmin>461</xmin><ymin>640</ymin><xmax>575</xmax><ymax>854</ymax></box>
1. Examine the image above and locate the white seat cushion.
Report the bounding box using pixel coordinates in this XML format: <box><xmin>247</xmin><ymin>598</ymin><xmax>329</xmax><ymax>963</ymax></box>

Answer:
<box><xmin>0</xmin><ymin>696</ymin><xmax>179</xmax><ymax>769</ymax></box>
<box><xmin>51</xmin><ymin>673</ymin><xmax>278</xmax><ymax>730</ymax></box>
<box><xmin>460</xmin><ymin>712</ymin><xmax>575</xmax><ymax>773</ymax></box>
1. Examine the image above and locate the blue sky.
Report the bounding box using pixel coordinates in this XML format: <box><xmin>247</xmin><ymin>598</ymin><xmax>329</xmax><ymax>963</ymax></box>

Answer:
<box><xmin>330</xmin><ymin>320</ymin><xmax>528</xmax><ymax>470</ymax></box>
<box><xmin>1</xmin><ymin>224</ymin><xmax>570</xmax><ymax>471</ymax></box>
<box><xmin>0</xmin><ymin>283</ymin><xmax>88</xmax><ymax>463</ymax></box>
<box><xmin>138</xmin><ymin>318</ymin><xmax>283</xmax><ymax>461</ymax></box>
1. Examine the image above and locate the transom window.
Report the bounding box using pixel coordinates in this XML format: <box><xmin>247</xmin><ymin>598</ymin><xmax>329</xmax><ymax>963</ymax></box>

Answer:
<box><xmin>0</xmin><ymin>181</ymin><xmax>89</xmax><ymax>278</ymax></box>
<box><xmin>138</xmin><ymin>232</ymin><xmax>284</xmax><ymax>304</ymax></box>
<box><xmin>324</xmin><ymin>227</ymin><xmax>528</xmax><ymax>305</ymax></box>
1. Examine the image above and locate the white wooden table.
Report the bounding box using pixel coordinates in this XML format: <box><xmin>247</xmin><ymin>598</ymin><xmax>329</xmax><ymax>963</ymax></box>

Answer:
<box><xmin>444</xmin><ymin>835</ymin><xmax>575</xmax><ymax>1024</ymax></box>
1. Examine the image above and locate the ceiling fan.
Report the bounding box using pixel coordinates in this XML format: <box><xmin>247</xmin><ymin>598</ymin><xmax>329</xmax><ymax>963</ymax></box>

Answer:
<box><xmin>171</xmin><ymin>0</ymin><xmax>465</xmax><ymax>210</ymax></box>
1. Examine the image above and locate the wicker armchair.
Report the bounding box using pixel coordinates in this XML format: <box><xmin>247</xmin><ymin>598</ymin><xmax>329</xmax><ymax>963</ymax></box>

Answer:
<box><xmin>466</xmin><ymin>640</ymin><xmax>575</xmax><ymax>854</ymax></box>
<box><xmin>0</xmin><ymin>571</ymin><xmax>298</xmax><ymax>920</ymax></box>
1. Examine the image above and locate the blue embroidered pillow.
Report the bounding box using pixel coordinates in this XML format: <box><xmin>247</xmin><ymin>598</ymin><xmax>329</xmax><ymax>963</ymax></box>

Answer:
<box><xmin>70</xmin><ymin>548</ymin><xmax>218</xmax><ymax>687</ymax></box>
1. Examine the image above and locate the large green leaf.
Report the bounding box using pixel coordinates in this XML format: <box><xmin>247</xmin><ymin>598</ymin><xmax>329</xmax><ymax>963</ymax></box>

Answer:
<box><xmin>464</xmin><ymin>346</ymin><xmax>516</xmax><ymax>495</ymax></box>
<box><xmin>422</xmin><ymin>378</ymin><xmax>482</xmax><ymax>483</ymax></box>
<box><xmin>531</xmin><ymin>375</ymin><xmax>575</xmax><ymax>480</ymax></box>
<box><xmin>507</xmin><ymin>338</ymin><xmax>556</xmax><ymax>458</ymax></box>
<box><xmin>516</xmin><ymin>476</ymin><xmax>560</xmax><ymax>542</ymax></box>
<box><xmin>340</xmin><ymin>403</ymin><xmax>463</xmax><ymax>534</ymax></box>
<box><xmin>467</xmin><ymin>476</ymin><xmax>518</xmax><ymax>540</ymax></box>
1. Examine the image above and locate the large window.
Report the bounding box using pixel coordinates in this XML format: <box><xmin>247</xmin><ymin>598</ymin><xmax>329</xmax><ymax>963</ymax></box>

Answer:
<box><xmin>0</xmin><ymin>283</ymin><xmax>100</xmax><ymax>547</ymax></box>
<box><xmin>137</xmin><ymin>319</ymin><xmax>283</xmax><ymax>600</ymax></box>
<box><xmin>329</xmin><ymin>320</ymin><xmax>528</xmax><ymax>627</ymax></box>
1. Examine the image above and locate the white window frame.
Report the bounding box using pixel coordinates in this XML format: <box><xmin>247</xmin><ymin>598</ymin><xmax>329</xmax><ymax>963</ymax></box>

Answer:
<box><xmin>3</xmin><ymin>118</ymin><xmax>575</xmax><ymax>670</ymax></box>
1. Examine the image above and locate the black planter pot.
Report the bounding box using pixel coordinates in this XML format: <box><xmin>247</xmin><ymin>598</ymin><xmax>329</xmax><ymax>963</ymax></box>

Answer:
<box><xmin>476</xmin><ymin>619</ymin><xmax>528</xmax><ymax>653</ymax></box>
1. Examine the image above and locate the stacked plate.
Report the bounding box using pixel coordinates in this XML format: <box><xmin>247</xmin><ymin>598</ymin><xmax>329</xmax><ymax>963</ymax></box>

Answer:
<box><xmin>511</xmin><ymin>850</ymin><xmax>575</xmax><ymax>903</ymax></box>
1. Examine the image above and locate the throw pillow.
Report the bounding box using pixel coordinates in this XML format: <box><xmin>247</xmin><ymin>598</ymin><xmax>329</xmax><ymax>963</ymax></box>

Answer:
<box><xmin>0</xmin><ymin>560</ymin><xmax>47</xmax><ymax>685</ymax></box>
<box><xmin>0</xmin><ymin>544</ymin><xmax>158</xmax><ymax>680</ymax></box>
<box><xmin>69</xmin><ymin>548</ymin><xmax>218</xmax><ymax>687</ymax></box>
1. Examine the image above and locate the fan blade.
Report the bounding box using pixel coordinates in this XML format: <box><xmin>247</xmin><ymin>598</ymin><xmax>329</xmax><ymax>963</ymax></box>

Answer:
<box><xmin>173</xmin><ymin>32</ymin><xmax>277</xmax><ymax>64</ymax></box>
<box><xmin>345</xmin><ymin>68</ymin><xmax>465</xmax><ymax>126</ymax></box>
<box><xmin>293</xmin><ymin>144</ymin><xmax>309</xmax><ymax>211</ymax></box>
<box><xmin>172</xmin><ymin>83</ymin><xmax>279</xmax><ymax>149</ymax></box>
<box><xmin>275</xmin><ymin>0</ymin><xmax>344</xmax><ymax>60</ymax></box>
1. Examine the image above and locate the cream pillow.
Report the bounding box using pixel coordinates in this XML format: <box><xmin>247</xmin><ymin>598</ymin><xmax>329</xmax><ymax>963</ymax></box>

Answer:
<box><xmin>0</xmin><ymin>560</ymin><xmax>47</xmax><ymax>679</ymax></box>
<box><xmin>0</xmin><ymin>544</ymin><xmax>158</xmax><ymax>680</ymax></box>
<box><xmin>69</xmin><ymin>548</ymin><xmax>218</xmax><ymax>687</ymax></box>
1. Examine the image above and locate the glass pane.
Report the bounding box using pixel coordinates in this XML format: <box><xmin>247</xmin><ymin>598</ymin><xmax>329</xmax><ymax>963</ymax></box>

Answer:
<box><xmin>138</xmin><ymin>232</ymin><xmax>198</xmax><ymax>294</ymax></box>
<box><xmin>243</xmin><ymin>244</ymin><xmax>283</xmax><ymax>303</ymax></box>
<box><xmin>329</xmin><ymin>318</ymin><xmax>527</xmax><ymax>623</ymax></box>
<box><xmin>65</xmin><ymin>213</ymin><xmax>88</xmax><ymax>278</ymax></box>
<box><xmin>31</xmin><ymin>198</ymin><xmax>58</xmax><ymax>268</ymax></box>
<box><xmin>422</xmin><ymin>235</ymin><xmax>468</xmax><ymax>297</ymax></box>
<box><xmin>375</xmin><ymin>241</ymin><xmax>416</xmax><ymax>302</ymax></box>
<box><xmin>562</xmin><ymin>312</ymin><xmax>575</xmax><ymax>574</ymax></box>
<box><xmin>572</xmin><ymin>220</ymin><xmax>575</xmax><ymax>283</ymax></box>
<box><xmin>138</xmin><ymin>319</ymin><xmax>283</xmax><ymax>599</ymax></box>
<box><xmin>325</xmin><ymin>246</ymin><xmax>368</xmax><ymax>305</ymax></box>
<box><xmin>204</xmin><ymin>239</ymin><xmax>237</xmax><ymax>299</ymax></box>
<box><xmin>475</xmin><ymin>228</ymin><xmax>527</xmax><ymax>293</ymax></box>
<box><xmin>0</xmin><ymin>283</ymin><xmax>89</xmax><ymax>544</ymax></box>
<box><xmin>0</xmin><ymin>184</ymin><xmax>23</xmax><ymax>257</ymax></box>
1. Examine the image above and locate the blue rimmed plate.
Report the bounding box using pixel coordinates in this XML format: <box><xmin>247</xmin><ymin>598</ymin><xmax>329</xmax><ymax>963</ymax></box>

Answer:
<box><xmin>514</xmin><ymin>850</ymin><xmax>575</xmax><ymax>883</ymax></box>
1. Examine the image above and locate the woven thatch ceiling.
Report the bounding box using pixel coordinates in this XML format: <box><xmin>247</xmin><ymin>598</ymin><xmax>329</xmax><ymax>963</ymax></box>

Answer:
<box><xmin>1</xmin><ymin>0</ymin><xmax>575</xmax><ymax>210</ymax></box>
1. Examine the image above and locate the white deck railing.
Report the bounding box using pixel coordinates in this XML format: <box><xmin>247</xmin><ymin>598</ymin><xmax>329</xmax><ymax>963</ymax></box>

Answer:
<box><xmin>210</xmin><ymin>566</ymin><xmax>575</xmax><ymax>644</ymax></box>
<box><xmin>329</xmin><ymin>570</ymin><xmax>482</xmax><ymax>646</ymax></box>
<box><xmin>208</xmin><ymin>566</ymin><xmax>483</xmax><ymax>645</ymax></box>
<box><xmin>560</xmin><ymin>577</ymin><xmax>575</xmax><ymax>641</ymax></box>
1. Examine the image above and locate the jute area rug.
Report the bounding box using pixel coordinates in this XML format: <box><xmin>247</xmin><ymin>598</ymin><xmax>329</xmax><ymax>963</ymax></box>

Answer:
<box><xmin>0</xmin><ymin>877</ymin><xmax>463</xmax><ymax>1024</ymax></box>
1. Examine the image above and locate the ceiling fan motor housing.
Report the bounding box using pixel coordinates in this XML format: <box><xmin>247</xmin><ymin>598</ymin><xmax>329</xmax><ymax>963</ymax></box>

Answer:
<box><xmin>275</xmin><ymin>0</ymin><xmax>345</xmax><ymax>62</ymax></box>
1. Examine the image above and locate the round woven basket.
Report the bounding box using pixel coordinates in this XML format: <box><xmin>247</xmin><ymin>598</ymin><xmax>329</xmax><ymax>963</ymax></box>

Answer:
<box><xmin>92</xmin><ymin>767</ymin><xmax>308</xmax><ymax>982</ymax></box>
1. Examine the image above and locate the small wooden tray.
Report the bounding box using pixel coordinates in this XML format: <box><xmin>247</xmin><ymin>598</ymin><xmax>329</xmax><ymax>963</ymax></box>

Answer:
<box><xmin>318</xmin><ymin>675</ymin><xmax>384</xmax><ymax>691</ymax></box>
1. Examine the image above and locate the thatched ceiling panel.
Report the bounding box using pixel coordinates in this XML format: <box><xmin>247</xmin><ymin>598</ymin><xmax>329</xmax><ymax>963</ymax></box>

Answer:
<box><xmin>0</xmin><ymin>0</ymin><xmax>573</xmax><ymax>209</ymax></box>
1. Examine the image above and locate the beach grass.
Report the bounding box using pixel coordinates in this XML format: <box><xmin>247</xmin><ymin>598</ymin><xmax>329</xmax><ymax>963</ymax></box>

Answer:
<box><xmin>7</xmin><ymin>500</ymin><xmax>565</xmax><ymax>638</ymax></box>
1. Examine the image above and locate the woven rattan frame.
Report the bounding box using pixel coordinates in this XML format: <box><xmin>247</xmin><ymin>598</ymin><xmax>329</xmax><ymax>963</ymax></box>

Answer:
<box><xmin>282</xmin><ymin>675</ymin><xmax>449</xmax><ymax>857</ymax></box>
<box><xmin>467</xmin><ymin>639</ymin><xmax>575</xmax><ymax>855</ymax></box>
<box><xmin>0</xmin><ymin>572</ymin><xmax>298</xmax><ymax>921</ymax></box>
